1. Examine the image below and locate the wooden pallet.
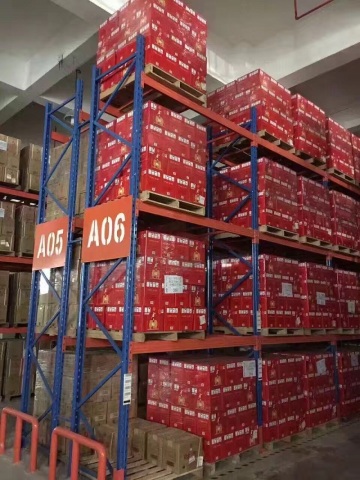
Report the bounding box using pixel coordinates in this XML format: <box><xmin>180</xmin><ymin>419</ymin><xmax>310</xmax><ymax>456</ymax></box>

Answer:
<box><xmin>100</xmin><ymin>63</ymin><xmax>206</xmax><ymax>112</ymax></box>
<box><xmin>0</xmin><ymin>250</ymin><xmax>15</xmax><ymax>256</ymax></box>
<box><xmin>304</xmin><ymin>328</ymin><xmax>339</xmax><ymax>335</ymax></box>
<box><xmin>82</xmin><ymin>454</ymin><xmax>203</xmax><ymax>480</ymax></box>
<box><xmin>140</xmin><ymin>191</ymin><xmax>205</xmax><ymax>216</ymax></box>
<box><xmin>333</xmin><ymin>245</ymin><xmax>359</xmax><ymax>256</ymax></box>
<box><xmin>204</xmin><ymin>446</ymin><xmax>259</xmax><ymax>478</ymax></box>
<box><xmin>299</xmin><ymin>236</ymin><xmax>332</xmax><ymax>249</ymax></box>
<box><xmin>263</xmin><ymin>429</ymin><xmax>308</xmax><ymax>452</ymax></box>
<box><xmin>306</xmin><ymin>418</ymin><xmax>339</xmax><ymax>437</ymax></box>
<box><xmin>327</xmin><ymin>168</ymin><xmax>356</xmax><ymax>185</ymax></box>
<box><xmin>294</xmin><ymin>150</ymin><xmax>327</xmax><ymax>169</ymax></box>
<box><xmin>85</xmin><ymin>329</ymin><xmax>205</xmax><ymax>343</ymax></box>
<box><xmin>261</xmin><ymin>327</ymin><xmax>305</xmax><ymax>336</ymax></box>
<box><xmin>214</xmin><ymin>326</ymin><xmax>254</xmax><ymax>336</ymax></box>
<box><xmin>258</xmin><ymin>130</ymin><xmax>294</xmax><ymax>152</ymax></box>
<box><xmin>259</xmin><ymin>225</ymin><xmax>299</xmax><ymax>241</ymax></box>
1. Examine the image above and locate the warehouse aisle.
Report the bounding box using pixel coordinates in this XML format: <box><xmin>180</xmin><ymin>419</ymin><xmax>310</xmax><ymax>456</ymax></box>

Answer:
<box><xmin>211</xmin><ymin>419</ymin><xmax>360</xmax><ymax>480</ymax></box>
<box><xmin>0</xmin><ymin>419</ymin><xmax>359</xmax><ymax>479</ymax></box>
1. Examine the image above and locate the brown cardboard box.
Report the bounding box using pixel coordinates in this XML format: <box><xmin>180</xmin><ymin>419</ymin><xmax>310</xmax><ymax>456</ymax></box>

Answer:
<box><xmin>2</xmin><ymin>339</ymin><xmax>24</xmax><ymax>398</ymax></box>
<box><xmin>8</xmin><ymin>272</ymin><xmax>31</xmax><ymax>325</ymax></box>
<box><xmin>0</xmin><ymin>165</ymin><xmax>19</xmax><ymax>186</ymax></box>
<box><xmin>161</xmin><ymin>430</ymin><xmax>203</xmax><ymax>474</ymax></box>
<box><xmin>0</xmin><ymin>202</ymin><xmax>15</xmax><ymax>253</ymax></box>
<box><xmin>0</xmin><ymin>134</ymin><xmax>21</xmax><ymax>168</ymax></box>
<box><xmin>0</xmin><ymin>341</ymin><xmax>7</xmax><ymax>395</ymax></box>
<box><xmin>15</xmin><ymin>205</ymin><xmax>37</xmax><ymax>256</ymax></box>
<box><xmin>20</xmin><ymin>144</ymin><xmax>42</xmax><ymax>192</ymax></box>
<box><xmin>0</xmin><ymin>271</ymin><xmax>10</xmax><ymax>324</ymax></box>
<box><xmin>132</xmin><ymin>419</ymin><xmax>166</xmax><ymax>459</ymax></box>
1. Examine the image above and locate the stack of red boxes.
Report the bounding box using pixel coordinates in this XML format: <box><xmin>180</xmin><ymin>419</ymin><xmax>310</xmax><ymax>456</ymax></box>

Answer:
<box><xmin>291</xmin><ymin>94</ymin><xmax>327</xmax><ymax>161</ymax></box>
<box><xmin>147</xmin><ymin>355</ymin><xmax>258</xmax><ymax>463</ymax></box>
<box><xmin>213</xmin><ymin>158</ymin><xmax>298</xmax><ymax>235</ymax></box>
<box><xmin>326</xmin><ymin>119</ymin><xmax>354</xmax><ymax>179</ymax></box>
<box><xmin>335</xmin><ymin>270</ymin><xmax>360</xmax><ymax>330</ymax></box>
<box><xmin>214</xmin><ymin>255</ymin><xmax>304</xmax><ymax>330</ymax></box>
<box><xmin>301</xmin><ymin>353</ymin><xmax>337</xmax><ymax>428</ymax></box>
<box><xmin>337</xmin><ymin>350</ymin><xmax>360</xmax><ymax>418</ymax></box>
<box><xmin>88</xmin><ymin>230</ymin><xmax>206</xmax><ymax>333</ymax></box>
<box><xmin>299</xmin><ymin>263</ymin><xmax>339</xmax><ymax>330</ymax></box>
<box><xmin>329</xmin><ymin>191</ymin><xmax>359</xmax><ymax>251</ymax></box>
<box><xmin>97</xmin><ymin>0</ymin><xmax>207</xmax><ymax>94</ymax></box>
<box><xmin>297</xmin><ymin>177</ymin><xmax>332</xmax><ymax>243</ymax></box>
<box><xmin>262</xmin><ymin>355</ymin><xmax>306</xmax><ymax>443</ymax></box>
<box><xmin>351</xmin><ymin>134</ymin><xmax>360</xmax><ymax>184</ymax></box>
<box><xmin>95</xmin><ymin>101</ymin><xmax>207</xmax><ymax>207</ymax></box>
<box><xmin>208</xmin><ymin>70</ymin><xmax>293</xmax><ymax>147</ymax></box>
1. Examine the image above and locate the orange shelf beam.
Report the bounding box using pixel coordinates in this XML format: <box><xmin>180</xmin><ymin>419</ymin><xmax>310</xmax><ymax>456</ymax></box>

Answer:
<box><xmin>0</xmin><ymin>186</ymin><xmax>38</xmax><ymax>203</ymax></box>
<box><xmin>0</xmin><ymin>327</ymin><xmax>27</xmax><ymax>334</ymax></box>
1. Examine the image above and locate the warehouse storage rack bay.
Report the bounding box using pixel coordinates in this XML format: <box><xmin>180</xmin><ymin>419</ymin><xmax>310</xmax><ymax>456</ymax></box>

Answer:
<box><xmin>3</xmin><ymin>2</ymin><xmax>360</xmax><ymax>480</ymax></box>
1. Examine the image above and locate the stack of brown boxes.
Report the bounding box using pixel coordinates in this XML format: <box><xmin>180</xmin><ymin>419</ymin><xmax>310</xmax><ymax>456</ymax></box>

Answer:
<box><xmin>20</xmin><ymin>144</ymin><xmax>42</xmax><ymax>192</ymax></box>
<box><xmin>36</xmin><ymin>245</ymin><xmax>81</xmax><ymax>335</ymax></box>
<box><xmin>8</xmin><ymin>272</ymin><xmax>32</xmax><ymax>326</ymax></box>
<box><xmin>15</xmin><ymin>205</ymin><xmax>37</xmax><ymax>256</ymax></box>
<box><xmin>2</xmin><ymin>339</ymin><xmax>24</xmax><ymax>399</ymax></box>
<box><xmin>0</xmin><ymin>202</ymin><xmax>15</xmax><ymax>254</ymax></box>
<box><xmin>0</xmin><ymin>134</ymin><xmax>21</xmax><ymax>185</ymax></box>
<box><xmin>0</xmin><ymin>272</ymin><xmax>9</xmax><ymax>325</ymax></box>
<box><xmin>34</xmin><ymin>349</ymin><xmax>137</xmax><ymax>459</ymax></box>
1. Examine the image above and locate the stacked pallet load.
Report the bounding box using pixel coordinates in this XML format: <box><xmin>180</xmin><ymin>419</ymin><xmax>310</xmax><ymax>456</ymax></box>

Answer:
<box><xmin>214</xmin><ymin>255</ymin><xmax>304</xmax><ymax>334</ymax></box>
<box><xmin>0</xmin><ymin>134</ymin><xmax>21</xmax><ymax>185</ymax></box>
<box><xmin>88</xmin><ymin>230</ymin><xmax>206</xmax><ymax>336</ymax></box>
<box><xmin>147</xmin><ymin>355</ymin><xmax>258</xmax><ymax>464</ymax></box>
<box><xmin>330</xmin><ymin>191</ymin><xmax>358</xmax><ymax>253</ymax></box>
<box><xmin>208</xmin><ymin>69</ymin><xmax>293</xmax><ymax>148</ymax></box>
<box><xmin>19</xmin><ymin>144</ymin><xmax>42</xmax><ymax>192</ymax></box>
<box><xmin>300</xmin><ymin>263</ymin><xmax>339</xmax><ymax>332</ymax></box>
<box><xmin>96</xmin><ymin>101</ymin><xmax>207</xmax><ymax>212</ymax></box>
<box><xmin>337</xmin><ymin>349</ymin><xmax>360</xmax><ymax>418</ymax></box>
<box><xmin>214</xmin><ymin>158</ymin><xmax>299</xmax><ymax>239</ymax></box>
<box><xmin>291</xmin><ymin>94</ymin><xmax>327</xmax><ymax>166</ymax></box>
<box><xmin>97</xmin><ymin>0</ymin><xmax>207</xmax><ymax>97</ymax></box>
<box><xmin>326</xmin><ymin>118</ymin><xmax>354</xmax><ymax>182</ymax></box>
<box><xmin>297</xmin><ymin>177</ymin><xmax>332</xmax><ymax>247</ymax></box>
<box><xmin>301</xmin><ymin>353</ymin><xmax>337</xmax><ymax>428</ymax></box>
<box><xmin>335</xmin><ymin>270</ymin><xmax>360</xmax><ymax>332</ymax></box>
<box><xmin>351</xmin><ymin>134</ymin><xmax>360</xmax><ymax>185</ymax></box>
<box><xmin>262</xmin><ymin>355</ymin><xmax>306</xmax><ymax>444</ymax></box>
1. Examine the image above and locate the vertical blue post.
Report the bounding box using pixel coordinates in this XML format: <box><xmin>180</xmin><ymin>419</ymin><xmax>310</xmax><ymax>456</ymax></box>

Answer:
<box><xmin>51</xmin><ymin>79</ymin><xmax>84</xmax><ymax>431</ymax></box>
<box><xmin>250</xmin><ymin>106</ymin><xmax>263</xmax><ymax>428</ymax></box>
<box><xmin>21</xmin><ymin>103</ymin><xmax>52</xmax><ymax>415</ymax></box>
<box><xmin>71</xmin><ymin>67</ymin><xmax>100</xmax><ymax>436</ymax></box>
<box><xmin>117</xmin><ymin>34</ymin><xmax>145</xmax><ymax>473</ymax></box>
<box><xmin>206</xmin><ymin>126</ymin><xmax>214</xmax><ymax>334</ymax></box>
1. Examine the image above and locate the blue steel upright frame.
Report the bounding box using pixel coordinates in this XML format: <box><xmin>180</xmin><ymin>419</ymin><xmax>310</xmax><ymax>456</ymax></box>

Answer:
<box><xmin>70</xmin><ymin>34</ymin><xmax>145</xmax><ymax>478</ymax></box>
<box><xmin>206</xmin><ymin>106</ymin><xmax>263</xmax><ymax>429</ymax></box>
<box><xmin>21</xmin><ymin>80</ymin><xmax>84</xmax><ymax>433</ymax></box>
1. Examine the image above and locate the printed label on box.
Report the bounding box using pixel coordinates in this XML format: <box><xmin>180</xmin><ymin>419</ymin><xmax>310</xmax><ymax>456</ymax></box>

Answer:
<box><xmin>348</xmin><ymin>301</ymin><xmax>356</xmax><ymax>314</ymax></box>
<box><xmin>351</xmin><ymin>354</ymin><xmax>359</xmax><ymax>367</ymax></box>
<box><xmin>199</xmin><ymin>315</ymin><xmax>206</xmax><ymax>325</ymax></box>
<box><xmin>0</xmin><ymin>208</ymin><xmax>5</xmax><ymax>218</ymax></box>
<box><xmin>123</xmin><ymin>373</ymin><xmax>132</xmax><ymax>405</ymax></box>
<box><xmin>197</xmin><ymin>456</ymin><xmax>204</xmax><ymax>467</ymax></box>
<box><xmin>258</xmin><ymin>360</ymin><xmax>262</xmax><ymax>380</ymax></box>
<box><xmin>243</xmin><ymin>360</ymin><xmax>256</xmax><ymax>378</ymax></box>
<box><xmin>281</xmin><ymin>282</ymin><xmax>293</xmax><ymax>297</ymax></box>
<box><xmin>164</xmin><ymin>275</ymin><xmax>184</xmax><ymax>294</ymax></box>
<box><xmin>0</xmin><ymin>141</ymin><xmax>7</xmax><ymax>151</ymax></box>
<box><xmin>189</xmin><ymin>455</ymin><xmax>196</xmax><ymax>465</ymax></box>
<box><xmin>316</xmin><ymin>292</ymin><xmax>326</xmax><ymax>306</ymax></box>
<box><xmin>316</xmin><ymin>359</ymin><xmax>327</xmax><ymax>375</ymax></box>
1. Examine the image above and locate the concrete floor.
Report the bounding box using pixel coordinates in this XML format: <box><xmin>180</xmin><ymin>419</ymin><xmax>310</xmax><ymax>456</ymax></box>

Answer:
<box><xmin>0</xmin><ymin>419</ymin><xmax>359</xmax><ymax>479</ymax></box>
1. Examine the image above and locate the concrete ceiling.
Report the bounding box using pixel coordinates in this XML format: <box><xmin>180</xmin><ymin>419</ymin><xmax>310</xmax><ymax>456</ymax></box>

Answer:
<box><xmin>2</xmin><ymin>0</ymin><xmax>360</xmax><ymax>138</ymax></box>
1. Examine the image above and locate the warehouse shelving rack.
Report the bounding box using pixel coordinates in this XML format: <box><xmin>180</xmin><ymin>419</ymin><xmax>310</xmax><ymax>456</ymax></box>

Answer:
<box><xmin>9</xmin><ymin>32</ymin><xmax>360</xmax><ymax>479</ymax></box>
<box><xmin>21</xmin><ymin>79</ymin><xmax>85</xmax><ymax>434</ymax></box>
<box><xmin>64</xmin><ymin>34</ymin><xmax>360</xmax><ymax>478</ymax></box>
